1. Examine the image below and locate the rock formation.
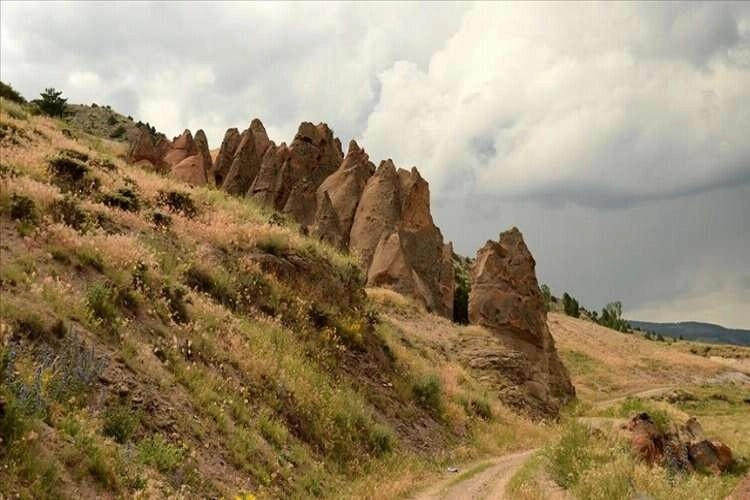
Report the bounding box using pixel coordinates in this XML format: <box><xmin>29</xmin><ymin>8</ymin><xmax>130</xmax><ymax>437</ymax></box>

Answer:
<box><xmin>315</xmin><ymin>140</ymin><xmax>375</xmax><ymax>246</ymax></box>
<box><xmin>349</xmin><ymin>161</ymin><xmax>452</xmax><ymax>317</ymax></box>
<box><xmin>467</xmin><ymin>227</ymin><xmax>575</xmax><ymax>416</ymax></box>
<box><xmin>172</xmin><ymin>129</ymin><xmax>211</xmax><ymax>186</ymax></box>
<box><xmin>163</xmin><ymin>130</ymin><xmax>197</xmax><ymax>167</ymax></box>
<box><xmin>211</xmin><ymin>128</ymin><xmax>241</xmax><ymax>186</ymax></box>
<box><xmin>625</xmin><ymin>413</ymin><xmax>734</xmax><ymax>474</ymax></box>
<box><xmin>312</xmin><ymin>191</ymin><xmax>345</xmax><ymax>250</ymax></box>
<box><xmin>127</xmin><ymin>128</ymin><xmax>171</xmax><ymax>171</ymax></box>
<box><xmin>221</xmin><ymin>120</ymin><xmax>272</xmax><ymax>196</ymax></box>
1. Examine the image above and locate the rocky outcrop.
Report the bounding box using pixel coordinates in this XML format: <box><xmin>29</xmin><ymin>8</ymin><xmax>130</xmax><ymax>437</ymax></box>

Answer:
<box><xmin>172</xmin><ymin>129</ymin><xmax>211</xmax><ymax>186</ymax></box>
<box><xmin>211</xmin><ymin>128</ymin><xmax>241</xmax><ymax>186</ymax></box>
<box><xmin>312</xmin><ymin>191</ymin><xmax>345</xmax><ymax>250</ymax></box>
<box><xmin>467</xmin><ymin>228</ymin><xmax>575</xmax><ymax>417</ymax></box>
<box><xmin>280</xmin><ymin>122</ymin><xmax>343</xmax><ymax>226</ymax></box>
<box><xmin>129</xmin><ymin>119</ymin><xmax>454</xmax><ymax>319</ymax></box>
<box><xmin>221</xmin><ymin>120</ymin><xmax>272</xmax><ymax>196</ymax></box>
<box><xmin>163</xmin><ymin>130</ymin><xmax>197</xmax><ymax>167</ymax></box>
<box><xmin>315</xmin><ymin>140</ymin><xmax>374</xmax><ymax>246</ymax></box>
<box><xmin>127</xmin><ymin>128</ymin><xmax>171</xmax><ymax>171</ymax></box>
<box><xmin>349</xmin><ymin>161</ymin><xmax>451</xmax><ymax>317</ymax></box>
<box><xmin>626</xmin><ymin>413</ymin><xmax>734</xmax><ymax>474</ymax></box>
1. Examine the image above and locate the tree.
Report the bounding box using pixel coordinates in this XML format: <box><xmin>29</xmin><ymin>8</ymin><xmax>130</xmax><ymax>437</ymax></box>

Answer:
<box><xmin>562</xmin><ymin>292</ymin><xmax>579</xmax><ymax>318</ymax></box>
<box><xmin>0</xmin><ymin>81</ymin><xmax>26</xmax><ymax>103</ymax></box>
<box><xmin>38</xmin><ymin>87</ymin><xmax>67</xmax><ymax>117</ymax></box>
<box><xmin>540</xmin><ymin>284</ymin><xmax>552</xmax><ymax>311</ymax></box>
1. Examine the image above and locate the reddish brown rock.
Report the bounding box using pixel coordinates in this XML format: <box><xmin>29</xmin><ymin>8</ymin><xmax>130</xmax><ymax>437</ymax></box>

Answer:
<box><xmin>315</xmin><ymin>140</ymin><xmax>374</xmax><ymax>246</ymax></box>
<box><xmin>349</xmin><ymin>160</ymin><xmax>451</xmax><ymax>317</ymax></box>
<box><xmin>248</xmin><ymin>143</ymin><xmax>291</xmax><ymax>207</ymax></box>
<box><xmin>689</xmin><ymin>440</ymin><xmax>733</xmax><ymax>474</ymax></box>
<box><xmin>468</xmin><ymin>227</ymin><xmax>575</xmax><ymax>416</ymax></box>
<box><xmin>312</xmin><ymin>191</ymin><xmax>345</xmax><ymax>250</ymax></box>
<box><xmin>349</xmin><ymin>160</ymin><xmax>402</xmax><ymax>268</ymax></box>
<box><xmin>171</xmin><ymin>129</ymin><xmax>211</xmax><ymax>186</ymax></box>
<box><xmin>211</xmin><ymin>128</ymin><xmax>241</xmax><ymax>186</ymax></box>
<box><xmin>163</xmin><ymin>130</ymin><xmax>197</xmax><ymax>166</ymax></box>
<box><xmin>221</xmin><ymin>120</ymin><xmax>272</xmax><ymax>197</ymax></box>
<box><xmin>281</xmin><ymin>122</ymin><xmax>344</xmax><ymax>226</ymax></box>
<box><xmin>127</xmin><ymin>128</ymin><xmax>171</xmax><ymax>171</ymax></box>
<box><xmin>439</xmin><ymin>242</ymin><xmax>455</xmax><ymax>320</ymax></box>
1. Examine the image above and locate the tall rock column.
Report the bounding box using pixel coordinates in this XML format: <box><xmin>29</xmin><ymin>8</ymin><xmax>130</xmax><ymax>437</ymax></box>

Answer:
<box><xmin>467</xmin><ymin>227</ymin><xmax>575</xmax><ymax>417</ymax></box>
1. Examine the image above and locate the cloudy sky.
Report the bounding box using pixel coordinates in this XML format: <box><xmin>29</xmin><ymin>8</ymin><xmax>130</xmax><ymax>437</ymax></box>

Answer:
<box><xmin>2</xmin><ymin>1</ymin><xmax>749</xmax><ymax>328</ymax></box>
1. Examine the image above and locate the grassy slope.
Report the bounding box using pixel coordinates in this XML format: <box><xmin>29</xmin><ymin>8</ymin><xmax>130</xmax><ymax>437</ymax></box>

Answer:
<box><xmin>0</xmin><ymin>98</ymin><xmax>549</xmax><ymax>499</ymax></box>
<box><xmin>507</xmin><ymin>313</ymin><xmax>750</xmax><ymax>499</ymax></box>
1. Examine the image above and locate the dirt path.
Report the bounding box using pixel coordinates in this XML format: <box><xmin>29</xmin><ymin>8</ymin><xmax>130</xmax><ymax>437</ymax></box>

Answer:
<box><xmin>591</xmin><ymin>385</ymin><xmax>675</xmax><ymax>408</ymax></box>
<box><xmin>410</xmin><ymin>449</ymin><xmax>536</xmax><ymax>500</ymax></box>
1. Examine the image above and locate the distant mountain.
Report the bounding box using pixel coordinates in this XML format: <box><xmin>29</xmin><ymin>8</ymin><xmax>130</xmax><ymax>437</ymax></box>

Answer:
<box><xmin>627</xmin><ymin>320</ymin><xmax>750</xmax><ymax>346</ymax></box>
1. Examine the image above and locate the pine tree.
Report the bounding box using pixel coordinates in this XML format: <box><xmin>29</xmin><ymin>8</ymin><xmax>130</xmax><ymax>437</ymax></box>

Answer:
<box><xmin>38</xmin><ymin>88</ymin><xmax>67</xmax><ymax>117</ymax></box>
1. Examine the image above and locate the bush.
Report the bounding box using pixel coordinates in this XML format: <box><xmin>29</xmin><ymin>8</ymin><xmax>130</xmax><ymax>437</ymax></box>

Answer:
<box><xmin>47</xmin><ymin>155</ymin><xmax>100</xmax><ymax>194</ymax></box>
<box><xmin>156</xmin><ymin>190</ymin><xmax>196</xmax><ymax>218</ymax></box>
<box><xmin>107</xmin><ymin>115</ymin><xmax>117</xmax><ymax>126</ymax></box>
<box><xmin>59</xmin><ymin>148</ymin><xmax>89</xmax><ymax>162</ymax></box>
<box><xmin>149</xmin><ymin>210</ymin><xmax>172</xmax><ymax>228</ymax></box>
<box><xmin>102</xmin><ymin>404</ymin><xmax>141</xmax><ymax>444</ymax></box>
<box><xmin>50</xmin><ymin>196</ymin><xmax>91</xmax><ymax>230</ymax></box>
<box><xmin>185</xmin><ymin>264</ymin><xmax>234</xmax><ymax>308</ymax></box>
<box><xmin>0</xmin><ymin>81</ymin><xmax>26</xmax><ymax>103</ymax></box>
<box><xmin>412</xmin><ymin>375</ymin><xmax>443</xmax><ymax>413</ymax></box>
<box><xmin>137</xmin><ymin>435</ymin><xmax>184</xmax><ymax>472</ymax></box>
<box><xmin>161</xmin><ymin>285</ymin><xmax>189</xmax><ymax>323</ymax></box>
<box><xmin>256</xmin><ymin>231</ymin><xmax>289</xmax><ymax>256</ymax></box>
<box><xmin>101</xmin><ymin>187</ymin><xmax>140</xmax><ymax>212</ymax></box>
<box><xmin>37</xmin><ymin>88</ymin><xmax>67</xmax><ymax>117</ymax></box>
<box><xmin>109</xmin><ymin>125</ymin><xmax>127</xmax><ymax>139</ymax></box>
<box><xmin>86</xmin><ymin>283</ymin><xmax>119</xmax><ymax>325</ymax></box>
<box><xmin>9</xmin><ymin>194</ymin><xmax>37</xmax><ymax>223</ymax></box>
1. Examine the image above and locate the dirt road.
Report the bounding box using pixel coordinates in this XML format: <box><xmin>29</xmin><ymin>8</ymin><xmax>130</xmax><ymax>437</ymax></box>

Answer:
<box><xmin>410</xmin><ymin>449</ymin><xmax>536</xmax><ymax>500</ymax></box>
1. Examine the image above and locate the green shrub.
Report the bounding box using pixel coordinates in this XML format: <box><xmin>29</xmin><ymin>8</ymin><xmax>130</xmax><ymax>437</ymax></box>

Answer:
<box><xmin>0</xmin><ymin>81</ymin><xmax>26</xmax><ymax>103</ymax></box>
<box><xmin>412</xmin><ymin>375</ymin><xmax>443</xmax><ymax>413</ymax></box>
<box><xmin>47</xmin><ymin>155</ymin><xmax>100</xmax><ymax>194</ymax></box>
<box><xmin>156</xmin><ymin>190</ymin><xmax>196</xmax><ymax>218</ymax></box>
<box><xmin>367</xmin><ymin>424</ymin><xmax>393</xmax><ymax>455</ymax></box>
<box><xmin>101</xmin><ymin>187</ymin><xmax>140</xmax><ymax>212</ymax></box>
<box><xmin>137</xmin><ymin>434</ymin><xmax>184</xmax><ymax>472</ymax></box>
<box><xmin>49</xmin><ymin>196</ymin><xmax>90</xmax><ymax>230</ymax></box>
<box><xmin>256</xmin><ymin>231</ymin><xmax>289</xmax><ymax>256</ymax></box>
<box><xmin>109</xmin><ymin>126</ymin><xmax>127</xmax><ymax>139</ymax></box>
<box><xmin>562</xmin><ymin>293</ymin><xmax>580</xmax><ymax>318</ymax></box>
<box><xmin>107</xmin><ymin>115</ymin><xmax>117</xmax><ymax>126</ymax></box>
<box><xmin>102</xmin><ymin>404</ymin><xmax>141</xmax><ymax>444</ymax></box>
<box><xmin>185</xmin><ymin>264</ymin><xmax>234</xmax><ymax>308</ymax></box>
<box><xmin>469</xmin><ymin>398</ymin><xmax>492</xmax><ymax>420</ymax></box>
<box><xmin>59</xmin><ymin>148</ymin><xmax>89</xmax><ymax>163</ymax></box>
<box><xmin>86</xmin><ymin>283</ymin><xmax>119</xmax><ymax>325</ymax></box>
<box><xmin>149</xmin><ymin>211</ymin><xmax>172</xmax><ymax>228</ymax></box>
<box><xmin>9</xmin><ymin>194</ymin><xmax>37</xmax><ymax>223</ymax></box>
<box><xmin>547</xmin><ymin>420</ymin><xmax>593</xmax><ymax>488</ymax></box>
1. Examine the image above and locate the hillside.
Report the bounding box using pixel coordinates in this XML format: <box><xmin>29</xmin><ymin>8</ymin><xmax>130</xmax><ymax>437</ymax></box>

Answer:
<box><xmin>0</xmin><ymin>97</ymin><xmax>557</xmax><ymax>498</ymax></box>
<box><xmin>628</xmin><ymin>320</ymin><xmax>750</xmax><ymax>346</ymax></box>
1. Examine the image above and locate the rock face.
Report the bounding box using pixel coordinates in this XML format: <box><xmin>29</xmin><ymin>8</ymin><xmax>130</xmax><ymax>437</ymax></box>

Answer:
<box><xmin>468</xmin><ymin>228</ymin><xmax>575</xmax><ymax>417</ymax></box>
<box><xmin>221</xmin><ymin>120</ymin><xmax>272</xmax><ymax>196</ymax></box>
<box><xmin>315</xmin><ymin>140</ymin><xmax>374</xmax><ymax>247</ymax></box>
<box><xmin>127</xmin><ymin>128</ymin><xmax>171</xmax><ymax>171</ymax></box>
<box><xmin>163</xmin><ymin>130</ymin><xmax>197</xmax><ymax>167</ymax></box>
<box><xmin>172</xmin><ymin>129</ymin><xmax>211</xmax><ymax>186</ymax></box>
<box><xmin>211</xmin><ymin>128</ymin><xmax>241</xmax><ymax>186</ymax></box>
<box><xmin>349</xmin><ymin>161</ymin><xmax>452</xmax><ymax>317</ymax></box>
<box><xmin>625</xmin><ymin>413</ymin><xmax>734</xmax><ymax>475</ymax></box>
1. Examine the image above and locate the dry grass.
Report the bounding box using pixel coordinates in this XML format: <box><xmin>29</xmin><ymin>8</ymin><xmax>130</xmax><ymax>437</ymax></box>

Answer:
<box><xmin>548</xmin><ymin>313</ymin><xmax>729</xmax><ymax>402</ymax></box>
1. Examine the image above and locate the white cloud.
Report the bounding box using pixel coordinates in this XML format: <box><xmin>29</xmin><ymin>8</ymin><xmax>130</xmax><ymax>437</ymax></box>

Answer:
<box><xmin>360</xmin><ymin>3</ymin><xmax>750</xmax><ymax>206</ymax></box>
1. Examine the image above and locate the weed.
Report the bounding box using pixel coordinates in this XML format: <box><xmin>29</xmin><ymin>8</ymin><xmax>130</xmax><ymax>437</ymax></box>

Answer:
<box><xmin>49</xmin><ymin>196</ymin><xmax>91</xmax><ymax>230</ymax></box>
<box><xmin>413</xmin><ymin>375</ymin><xmax>443</xmax><ymax>413</ymax></box>
<box><xmin>547</xmin><ymin>420</ymin><xmax>596</xmax><ymax>488</ymax></box>
<box><xmin>86</xmin><ymin>282</ymin><xmax>119</xmax><ymax>325</ymax></box>
<box><xmin>137</xmin><ymin>434</ymin><xmax>184</xmax><ymax>472</ymax></box>
<box><xmin>161</xmin><ymin>284</ymin><xmax>190</xmax><ymax>323</ymax></box>
<box><xmin>102</xmin><ymin>403</ymin><xmax>141</xmax><ymax>444</ymax></box>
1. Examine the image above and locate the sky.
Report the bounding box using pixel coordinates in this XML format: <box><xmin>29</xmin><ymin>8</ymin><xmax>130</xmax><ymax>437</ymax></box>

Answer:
<box><xmin>2</xmin><ymin>1</ymin><xmax>749</xmax><ymax>328</ymax></box>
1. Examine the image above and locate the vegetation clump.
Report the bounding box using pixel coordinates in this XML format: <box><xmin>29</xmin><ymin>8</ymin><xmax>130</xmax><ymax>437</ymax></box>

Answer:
<box><xmin>156</xmin><ymin>189</ymin><xmax>197</xmax><ymax>217</ymax></box>
<box><xmin>47</xmin><ymin>154</ymin><xmax>100</xmax><ymax>194</ymax></box>
<box><xmin>101</xmin><ymin>187</ymin><xmax>140</xmax><ymax>212</ymax></box>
